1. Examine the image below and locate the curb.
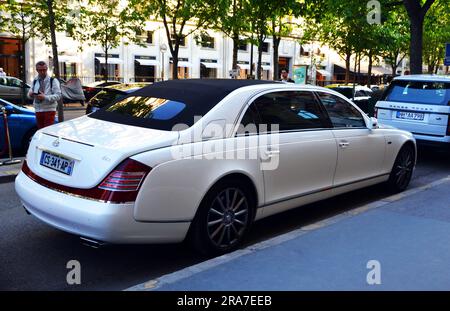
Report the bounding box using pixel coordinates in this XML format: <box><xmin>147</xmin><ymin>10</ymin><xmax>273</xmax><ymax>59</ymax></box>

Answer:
<box><xmin>125</xmin><ymin>175</ymin><xmax>450</xmax><ymax>291</ymax></box>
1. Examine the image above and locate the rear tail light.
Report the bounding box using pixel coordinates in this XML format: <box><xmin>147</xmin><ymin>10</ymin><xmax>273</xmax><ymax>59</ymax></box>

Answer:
<box><xmin>22</xmin><ymin>158</ymin><xmax>151</xmax><ymax>203</ymax></box>
<box><xmin>99</xmin><ymin>160</ymin><xmax>149</xmax><ymax>192</ymax></box>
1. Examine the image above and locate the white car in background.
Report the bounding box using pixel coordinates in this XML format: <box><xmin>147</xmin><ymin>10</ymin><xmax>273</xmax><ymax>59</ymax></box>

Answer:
<box><xmin>375</xmin><ymin>74</ymin><xmax>450</xmax><ymax>146</ymax></box>
<box><xmin>15</xmin><ymin>80</ymin><xmax>416</xmax><ymax>255</ymax></box>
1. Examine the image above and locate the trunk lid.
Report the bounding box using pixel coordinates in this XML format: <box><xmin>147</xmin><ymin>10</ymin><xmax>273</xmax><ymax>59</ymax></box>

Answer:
<box><xmin>26</xmin><ymin>116</ymin><xmax>178</xmax><ymax>188</ymax></box>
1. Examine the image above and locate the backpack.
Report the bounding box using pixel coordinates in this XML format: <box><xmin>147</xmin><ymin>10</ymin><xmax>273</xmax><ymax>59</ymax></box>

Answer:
<box><xmin>32</xmin><ymin>77</ymin><xmax>55</xmax><ymax>93</ymax></box>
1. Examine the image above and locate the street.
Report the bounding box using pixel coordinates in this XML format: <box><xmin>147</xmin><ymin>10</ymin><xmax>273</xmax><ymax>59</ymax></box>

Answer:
<box><xmin>1</xmin><ymin>145</ymin><xmax>449</xmax><ymax>290</ymax></box>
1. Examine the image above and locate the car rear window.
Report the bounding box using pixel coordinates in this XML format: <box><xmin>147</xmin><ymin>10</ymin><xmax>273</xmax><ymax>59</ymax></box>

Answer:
<box><xmin>104</xmin><ymin>96</ymin><xmax>186</xmax><ymax>121</ymax></box>
<box><xmin>90</xmin><ymin>90</ymin><xmax>124</xmax><ymax>107</ymax></box>
<box><xmin>384</xmin><ymin>80</ymin><xmax>450</xmax><ymax>105</ymax></box>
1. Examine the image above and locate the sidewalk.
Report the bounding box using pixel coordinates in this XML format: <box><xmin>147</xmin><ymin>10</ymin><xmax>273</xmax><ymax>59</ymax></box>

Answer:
<box><xmin>0</xmin><ymin>157</ymin><xmax>23</xmax><ymax>183</ymax></box>
<box><xmin>128</xmin><ymin>176</ymin><xmax>450</xmax><ymax>291</ymax></box>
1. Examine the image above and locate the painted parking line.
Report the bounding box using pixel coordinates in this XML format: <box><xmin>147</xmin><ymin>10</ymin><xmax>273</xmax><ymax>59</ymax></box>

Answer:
<box><xmin>126</xmin><ymin>175</ymin><xmax>450</xmax><ymax>291</ymax></box>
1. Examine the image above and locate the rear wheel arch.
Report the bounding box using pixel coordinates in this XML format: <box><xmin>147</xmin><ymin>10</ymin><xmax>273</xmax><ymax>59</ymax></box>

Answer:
<box><xmin>21</xmin><ymin>126</ymin><xmax>37</xmax><ymax>151</ymax></box>
<box><xmin>387</xmin><ymin>141</ymin><xmax>416</xmax><ymax>193</ymax></box>
<box><xmin>186</xmin><ymin>172</ymin><xmax>259</xmax><ymax>255</ymax></box>
<box><xmin>195</xmin><ymin>172</ymin><xmax>259</xmax><ymax>221</ymax></box>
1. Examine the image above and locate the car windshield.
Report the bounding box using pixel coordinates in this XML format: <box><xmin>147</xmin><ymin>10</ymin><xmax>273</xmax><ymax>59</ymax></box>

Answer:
<box><xmin>384</xmin><ymin>80</ymin><xmax>450</xmax><ymax>105</ymax></box>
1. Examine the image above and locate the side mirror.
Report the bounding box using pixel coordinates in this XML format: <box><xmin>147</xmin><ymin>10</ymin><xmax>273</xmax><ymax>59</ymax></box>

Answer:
<box><xmin>368</xmin><ymin>117</ymin><xmax>378</xmax><ymax>130</ymax></box>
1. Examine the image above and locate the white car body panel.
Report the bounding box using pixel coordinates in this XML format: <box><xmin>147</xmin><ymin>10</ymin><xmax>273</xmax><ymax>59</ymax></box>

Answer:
<box><xmin>15</xmin><ymin>82</ymin><xmax>416</xmax><ymax>245</ymax></box>
<box><xmin>26</xmin><ymin>116</ymin><xmax>178</xmax><ymax>188</ymax></box>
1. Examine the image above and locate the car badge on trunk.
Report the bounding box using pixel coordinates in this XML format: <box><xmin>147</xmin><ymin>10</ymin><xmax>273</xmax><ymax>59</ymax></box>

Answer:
<box><xmin>52</xmin><ymin>138</ymin><xmax>60</xmax><ymax>147</ymax></box>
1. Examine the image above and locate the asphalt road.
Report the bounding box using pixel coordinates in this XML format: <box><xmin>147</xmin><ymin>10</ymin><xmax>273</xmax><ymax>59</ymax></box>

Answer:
<box><xmin>0</xmin><ymin>144</ymin><xmax>449</xmax><ymax>291</ymax></box>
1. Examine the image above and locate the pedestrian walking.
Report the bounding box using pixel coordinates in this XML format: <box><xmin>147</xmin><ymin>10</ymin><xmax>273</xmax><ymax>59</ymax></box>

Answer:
<box><xmin>27</xmin><ymin>61</ymin><xmax>61</xmax><ymax>129</ymax></box>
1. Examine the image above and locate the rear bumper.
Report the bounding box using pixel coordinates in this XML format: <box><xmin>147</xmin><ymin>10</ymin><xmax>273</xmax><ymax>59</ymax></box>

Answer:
<box><xmin>14</xmin><ymin>171</ymin><xmax>190</xmax><ymax>244</ymax></box>
<box><xmin>378</xmin><ymin>119</ymin><xmax>450</xmax><ymax>144</ymax></box>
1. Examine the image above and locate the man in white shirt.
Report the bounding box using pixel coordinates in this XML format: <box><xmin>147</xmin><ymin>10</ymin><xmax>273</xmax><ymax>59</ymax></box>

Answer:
<box><xmin>0</xmin><ymin>68</ymin><xmax>6</xmax><ymax>77</ymax></box>
<box><xmin>27</xmin><ymin>61</ymin><xmax>62</xmax><ymax>129</ymax></box>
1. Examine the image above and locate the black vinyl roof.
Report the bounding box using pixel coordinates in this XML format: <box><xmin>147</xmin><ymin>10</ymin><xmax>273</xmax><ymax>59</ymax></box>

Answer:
<box><xmin>90</xmin><ymin>79</ymin><xmax>281</xmax><ymax>130</ymax></box>
<box><xmin>130</xmin><ymin>79</ymin><xmax>280</xmax><ymax>103</ymax></box>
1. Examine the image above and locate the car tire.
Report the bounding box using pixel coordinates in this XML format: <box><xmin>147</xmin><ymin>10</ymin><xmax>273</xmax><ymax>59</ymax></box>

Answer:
<box><xmin>387</xmin><ymin>144</ymin><xmax>415</xmax><ymax>193</ymax></box>
<box><xmin>189</xmin><ymin>179</ymin><xmax>255</xmax><ymax>256</ymax></box>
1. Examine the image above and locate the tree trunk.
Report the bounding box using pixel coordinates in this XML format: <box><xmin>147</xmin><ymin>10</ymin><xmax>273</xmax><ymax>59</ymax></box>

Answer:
<box><xmin>171</xmin><ymin>42</ymin><xmax>181</xmax><ymax>80</ymax></box>
<box><xmin>232</xmin><ymin>33</ymin><xmax>239</xmax><ymax>70</ymax></box>
<box><xmin>357</xmin><ymin>53</ymin><xmax>361</xmax><ymax>84</ymax></box>
<box><xmin>249</xmin><ymin>41</ymin><xmax>254</xmax><ymax>78</ymax></box>
<box><xmin>257</xmin><ymin>37</ymin><xmax>263</xmax><ymax>80</ymax></box>
<box><xmin>403</xmin><ymin>0</ymin><xmax>436</xmax><ymax>74</ymax></box>
<box><xmin>273</xmin><ymin>36</ymin><xmax>280</xmax><ymax>81</ymax></box>
<box><xmin>409</xmin><ymin>14</ymin><xmax>424</xmax><ymax>74</ymax></box>
<box><xmin>391</xmin><ymin>64</ymin><xmax>397</xmax><ymax>76</ymax></box>
<box><xmin>345</xmin><ymin>53</ymin><xmax>351</xmax><ymax>84</ymax></box>
<box><xmin>367</xmin><ymin>51</ymin><xmax>373</xmax><ymax>88</ymax></box>
<box><xmin>104</xmin><ymin>46</ymin><xmax>109</xmax><ymax>82</ymax></box>
<box><xmin>47</xmin><ymin>0</ymin><xmax>63</xmax><ymax>122</ymax></box>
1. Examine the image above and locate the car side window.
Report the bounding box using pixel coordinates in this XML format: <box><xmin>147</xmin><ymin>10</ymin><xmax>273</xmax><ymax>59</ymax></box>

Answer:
<box><xmin>317</xmin><ymin>92</ymin><xmax>366</xmax><ymax>128</ymax></box>
<box><xmin>236</xmin><ymin>103</ymin><xmax>259</xmax><ymax>136</ymax></box>
<box><xmin>253</xmin><ymin>91</ymin><xmax>330</xmax><ymax>132</ymax></box>
<box><xmin>0</xmin><ymin>77</ymin><xmax>6</xmax><ymax>86</ymax></box>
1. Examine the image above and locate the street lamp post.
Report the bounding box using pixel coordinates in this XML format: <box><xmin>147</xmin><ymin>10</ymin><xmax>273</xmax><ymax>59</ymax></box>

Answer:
<box><xmin>160</xmin><ymin>43</ymin><xmax>167</xmax><ymax>81</ymax></box>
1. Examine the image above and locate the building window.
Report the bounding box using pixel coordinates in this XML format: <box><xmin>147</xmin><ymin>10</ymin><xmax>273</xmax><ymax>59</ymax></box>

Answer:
<box><xmin>238</xmin><ymin>40</ymin><xmax>248</xmax><ymax>52</ymax></box>
<box><xmin>59</xmin><ymin>62</ymin><xmax>77</xmax><ymax>80</ymax></box>
<box><xmin>146</xmin><ymin>31</ymin><xmax>154</xmax><ymax>44</ymax></box>
<box><xmin>262</xmin><ymin>42</ymin><xmax>270</xmax><ymax>53</ymax></box>
<box><xmin>198</xmin><ymin>34</ymin><xmax>215</xmax><ymax>49</ymax></box>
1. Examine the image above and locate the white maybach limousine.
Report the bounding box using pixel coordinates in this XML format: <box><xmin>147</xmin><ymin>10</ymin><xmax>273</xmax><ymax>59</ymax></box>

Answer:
<box><xmin>15</xmin><ymin>79</ymin><xmax>416</xmax><ymax>255</ymax></box>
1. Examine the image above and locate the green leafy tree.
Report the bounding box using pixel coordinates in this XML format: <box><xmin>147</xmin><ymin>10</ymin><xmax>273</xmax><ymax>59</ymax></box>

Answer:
<box><xmin>68</xmin><ymin>0</ymin><xmax>145</xmax><ymax>82</ymax></box>
<box><xmin>377</xmin><ymin>8</ymin><xmax>410</xmax><ymax>76</ymax></box>
<box><xmin>422</xmin><ymin>0</ymin><xmax>450</xmax><ymax>73</ymax></box>
<box><xmin>402</xmin><ymin>0</ymin><xmax>436</xmax><ymax>74</ymax></box>
<box><xmin>302</xmin><ymin>0</ymin><xmax>366</xmax><ymax>83</ymax></box>
<box><xmin>1</xmin><ymin>0</ymin><xmax>41</xmax><ymax>105</ymax></box>
<box><xmin>212</xmin><ymin>0</ymin><xmax>251</xmax><ymax>72</ymax></box>
<box><xmin>134</xmin><ymin>0</ymin><xmax>217</xmax><ymax>80</ymax></box>
<box><xmin>268</xmin><ymin>0</ymin><xmax>304</xmax><ymax>80</ymax></box>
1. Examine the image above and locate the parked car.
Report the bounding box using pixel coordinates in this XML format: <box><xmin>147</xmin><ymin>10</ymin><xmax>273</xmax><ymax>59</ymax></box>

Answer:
<box><xmin>0</xmin><ymin>76</ymin><xmax>31</xmax><ymax>105</ymax></box>
<box><xmin>375</xmin><ymin>74</ymin><xmax>450</xmax><ymax>146</ymax></box>
<box><xmin>15</xmin><ymin>79</ymin><xmax>416</xmax><ymax>255</ymax></box>
<box><xmin>0</xmin><ymin>98</ymin><xmax>37</xmax><ymax>154</ymax></box>
<box><xmin>60</xmin><ymin>78</ymin><xmax>86</xmax><ymax>104</ymax></box>
<box><xmin>326</xmin><ymin>84</ymin><xmax>373</xmax><ymax>113</ymax></box>
<box><xmin>85</xmin><ymin>83</ymin><xmax>149</xmax><ymax>114</ymax></box>
<box><xmin>83</xmin><ymin>81</ymin><xmax>122</xmax><ymax>103</ymax></box>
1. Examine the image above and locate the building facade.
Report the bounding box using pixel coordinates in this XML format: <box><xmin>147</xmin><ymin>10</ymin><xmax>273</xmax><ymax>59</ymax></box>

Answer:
<box><xmin>1</xmin><ymin>21</ymin><xmax>398</xmax><ymax>85</ymax></box>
